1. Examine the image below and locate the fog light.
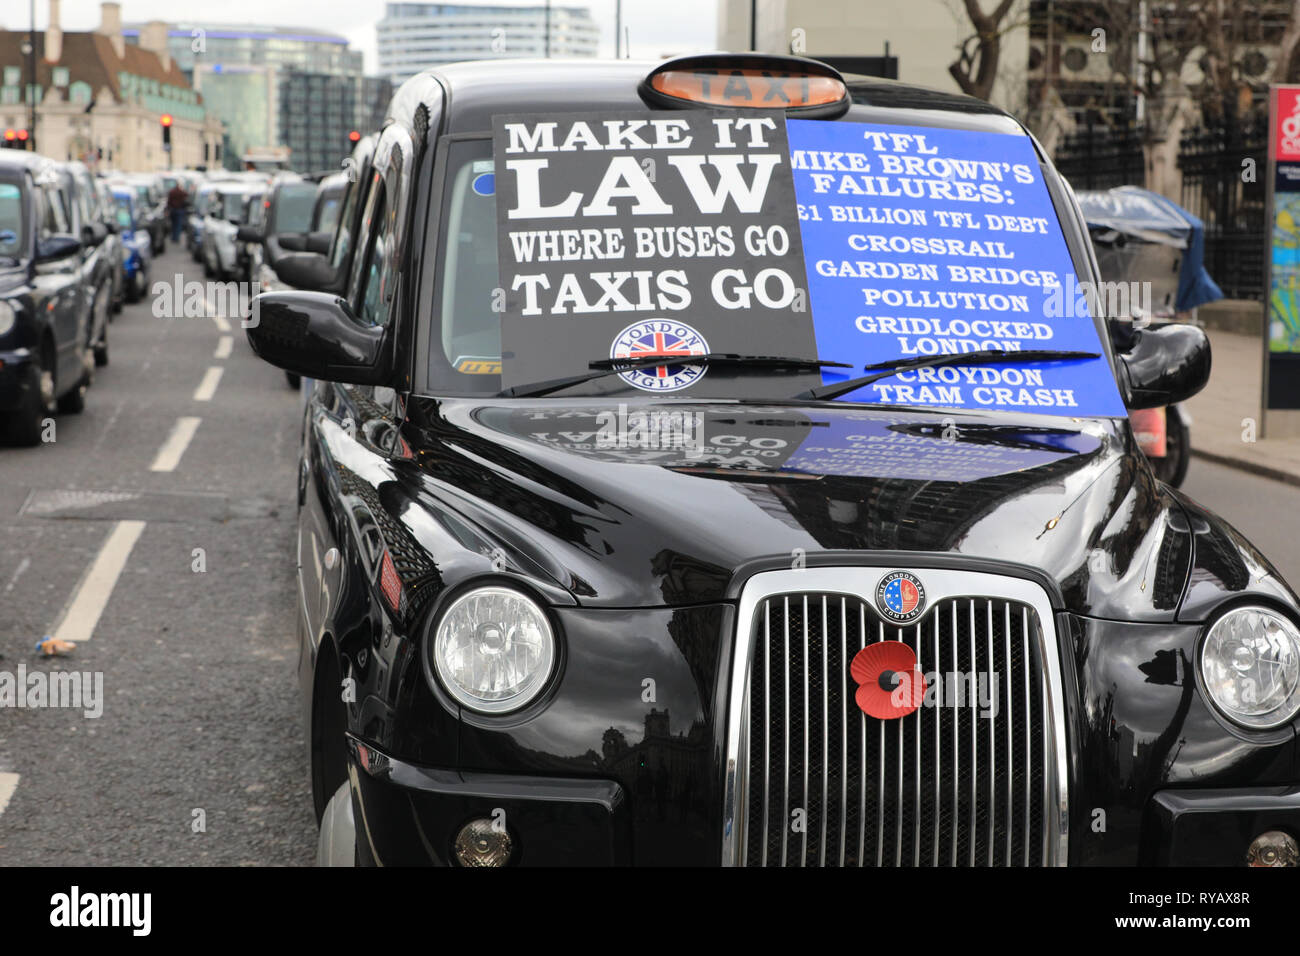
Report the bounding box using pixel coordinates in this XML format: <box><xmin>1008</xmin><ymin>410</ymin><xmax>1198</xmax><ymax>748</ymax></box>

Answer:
<box><xmin>454</xmin><ymin>818</ymin><xmax>512</xmax><ymax>867</ymax></box>
<box><xmin>1246</xmin><ymin>830</ymin><xmax>1299</xmax><ymax>867</ymax></box>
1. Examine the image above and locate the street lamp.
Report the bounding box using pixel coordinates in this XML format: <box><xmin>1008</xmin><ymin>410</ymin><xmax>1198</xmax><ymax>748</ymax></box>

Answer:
<box><xmin>26</xmin><ymin>0</ymin><xmax>35</xmax><ymax>152</ymax></box>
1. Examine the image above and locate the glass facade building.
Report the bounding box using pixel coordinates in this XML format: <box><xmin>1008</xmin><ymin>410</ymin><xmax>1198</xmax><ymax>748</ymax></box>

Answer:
<box><xmin>126</xmin><ymin>23</ymin><xmax>373</xmax><ymax>172</ymax></box>
<box><xmin>376</xmin><ymin>3</ymin><xmax>600</xmax><ymax>86</ymax></box>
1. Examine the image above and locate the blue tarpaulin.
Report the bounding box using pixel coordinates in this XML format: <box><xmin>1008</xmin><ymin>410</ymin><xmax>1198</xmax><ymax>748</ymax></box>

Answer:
<box><xmin>1074</xmin><ymin>185</ymin><xmax>1223</xmax><ymax>312</ymax></box>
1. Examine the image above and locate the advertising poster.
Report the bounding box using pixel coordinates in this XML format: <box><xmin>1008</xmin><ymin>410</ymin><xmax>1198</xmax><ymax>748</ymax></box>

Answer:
<box><xmin>1268</xmin><ymin>85</ymin><xmax>1300</xmax><ymax>409</ymax></box>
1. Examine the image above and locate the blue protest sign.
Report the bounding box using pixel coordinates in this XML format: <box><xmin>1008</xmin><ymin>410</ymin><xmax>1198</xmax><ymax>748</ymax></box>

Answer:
<box><xmin>787</xmin><ymin>119</ymin><xmax>1127</xmax><ymax>417</ymax></box>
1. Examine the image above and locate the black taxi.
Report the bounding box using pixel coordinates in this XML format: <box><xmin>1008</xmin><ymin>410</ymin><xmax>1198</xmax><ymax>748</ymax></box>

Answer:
<box><xmin>247</xmin><ymin>55</ymin><xmax>1300</xmax><ymax>867</ymax></box>
<box><xmin>0</xmin><ymin>152</ymin><xmax>100</xmax><ymax>445</ymax></box>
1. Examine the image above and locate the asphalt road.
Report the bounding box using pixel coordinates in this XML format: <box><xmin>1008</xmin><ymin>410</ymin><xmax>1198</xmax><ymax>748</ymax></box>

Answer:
<box><xmin>0</xmin><ymin>243</ymin><xmax>316</xmax><ymax>865</ymax></box>
<box><xmin>1182</xmin><ymin>457</ymin><xmax>1300</xmax><ymax>590</ymax></box>
<box><xmin>0</xmin><ymin>245</ymin><xmax>1298</xmax><ymax>866</ymax></box>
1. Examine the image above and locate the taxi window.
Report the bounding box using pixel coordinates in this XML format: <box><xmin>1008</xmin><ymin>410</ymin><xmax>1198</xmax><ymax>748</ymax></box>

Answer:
<box><xmin>331</xmin><ymin>174</ymin><xmax>364</xmax><ymax>271</ymax></box>
<box><xmin>41</xmin><ymin>185</ymin><xmax>70</xmax><ymax>237</ymax></box>
<box><xmin>357</xmin><ymin>185</ymin><xmax>393</xmax><ymax>328</ymax></box>
<box><xmin>274</xmin><ymin>183</ymin><xmax>317</xmax><ymax>233</ymax></box>
<box><xmin>219</xmin><ymin>192</ymin><xmax>245</xmax><ymax>221</ymax></box>
<box><xmin>315</xmin><ymin>196</ymin><xmax>341</xmax><ymax>233</ymax></box>
<box><xmin>0</xmin><ymin>183</ymin><xmax>24</xmax><ymax>257</ymax></box>
<box><xmin>429</xmin><ymin>138</ymin><xmax>501</xmax><ymax>391</ymax></box>
<box><xmin>113</xmin><ymin>199</ymin><xmax>133</xmax><ymax>229</ymax></box>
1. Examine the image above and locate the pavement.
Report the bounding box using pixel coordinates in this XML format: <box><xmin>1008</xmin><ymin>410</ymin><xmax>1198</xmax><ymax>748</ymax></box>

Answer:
<box><xmin>1184</xmin><ymin>325</ymin><xmax>1300</xmax><ymax>485</ymax></box>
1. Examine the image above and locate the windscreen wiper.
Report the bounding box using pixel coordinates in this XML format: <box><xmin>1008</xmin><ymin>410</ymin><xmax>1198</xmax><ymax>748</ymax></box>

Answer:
<box><xmin>791</xmin><ymin>348</ymin><xmax>1102</xmax><ymax>402</ymax></box>
<box><xmin>499</xmin><ymin>353</ymin><xmax>851</xmax><ymax>399</ymax></box>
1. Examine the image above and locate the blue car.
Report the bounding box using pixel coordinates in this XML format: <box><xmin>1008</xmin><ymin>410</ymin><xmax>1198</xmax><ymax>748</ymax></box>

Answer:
<box><xmin>110</xmin><ymin>188</ymin><xmax>152</xmax><ymax>303</ymax></box>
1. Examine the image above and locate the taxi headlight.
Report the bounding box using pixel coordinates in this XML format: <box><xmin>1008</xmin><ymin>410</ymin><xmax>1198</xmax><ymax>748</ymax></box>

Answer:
<box><xmin>1199</xmin><ymin>607</ymin><xmax>1300</xmax><ymax>729</ymax></box>
<box><xmin>431</xmin><ymin>586</ymin><xmax>555</xmax><ymax>714</ymax></box>
<box><xmin>0</xmin><ymin>300</ymin><xmax>15</xmax><ymax>337</ymax></box>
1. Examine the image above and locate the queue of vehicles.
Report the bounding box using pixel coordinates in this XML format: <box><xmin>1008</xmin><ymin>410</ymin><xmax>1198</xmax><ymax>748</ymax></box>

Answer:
<box><xmin>0</xmin><ymin>157</ymin><xmax>276</xmax><ymax>446</ymax></box>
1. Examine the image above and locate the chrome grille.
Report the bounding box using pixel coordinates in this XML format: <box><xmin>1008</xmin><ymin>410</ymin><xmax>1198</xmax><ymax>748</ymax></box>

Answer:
<box><xmin>727</xmin><ymin>575</ymin><xmax>1064</xmax><ymax>867</ymax></box>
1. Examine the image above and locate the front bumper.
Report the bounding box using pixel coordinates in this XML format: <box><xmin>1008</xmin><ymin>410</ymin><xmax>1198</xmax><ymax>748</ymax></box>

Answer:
<box><xmin>347</xmin><ymin>739</ymin><xmax>629</xmax><ymax>866</ymax></box>
<box><xmin>1144</xmin><ymin>787</ymin><xmax>1300</xmax><ymax>866</ymax></box>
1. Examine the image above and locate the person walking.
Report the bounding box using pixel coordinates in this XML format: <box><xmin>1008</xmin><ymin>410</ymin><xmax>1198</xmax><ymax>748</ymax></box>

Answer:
<box><xmin>167</xmin><ymin>181</ymin><xmax>189</xmax><ymax>243</ymax></box>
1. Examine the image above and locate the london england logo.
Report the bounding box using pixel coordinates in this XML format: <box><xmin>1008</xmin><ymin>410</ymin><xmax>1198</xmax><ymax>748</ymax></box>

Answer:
<box><xmin>610</xmin><ymin>319</ymin><xmax>709</xmax><ymax>393</ymax></box>
<box><xmin>875</xmin><ymin>570</ymin><xmax>926</xmax><ymax>624</ymax></box>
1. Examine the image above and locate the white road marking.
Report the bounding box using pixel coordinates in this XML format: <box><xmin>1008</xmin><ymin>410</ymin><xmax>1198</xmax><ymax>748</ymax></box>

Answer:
<box><xmin>150</xmin><ymin>416</ymin><xmax>202</xmax><ymax>472</ymax></box>
<box><xmin>205</xmin><ymin>299</ymin><xmax>233</xmax><ymax>333</ymax></box>
<box><xmin>2</xmin><ymin>556</ymin><xmax>30</xmax><ymax>594</ymax></box>
<box><xmin>49</xmin><ymin>520</ymin><xmax>146</xmax><ymax>644</ymax></box>
<box><xmin>193</xmin><ymin>366</ymin><xmax>224</xmax><ymax>402</ymax></box>
<box><xmin>214</xmin><ymin>335</ymin><xmax>233</xmax><ymax>359</ymax></box>
<box><xmin>0</xmin><ymin>773</ymin><xmax>18</xmax><ymax>818</ymax></box>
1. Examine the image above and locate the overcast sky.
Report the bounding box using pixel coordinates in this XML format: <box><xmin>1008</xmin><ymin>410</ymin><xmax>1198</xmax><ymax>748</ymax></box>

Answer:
<box><xmin>3</xmin><ymin>0</ymin><xmax>721</xmax><ymax>74</ymax></box>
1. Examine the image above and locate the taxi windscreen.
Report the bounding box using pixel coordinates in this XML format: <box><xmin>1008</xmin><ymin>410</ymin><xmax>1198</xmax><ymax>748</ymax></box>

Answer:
<box><xmin>0</xmin><ymin>182</ymin><xmax>25</xmax><ymax>259</ymax></box>
<box><xmin>423</xmin><ymin>114</ymin><xmax>1125</xmax><ymax>417</ymax></box>
<box><xmin>275</xmin><ymin>183</ymin><xmax>319</xmax><ymax>234</ymax></box>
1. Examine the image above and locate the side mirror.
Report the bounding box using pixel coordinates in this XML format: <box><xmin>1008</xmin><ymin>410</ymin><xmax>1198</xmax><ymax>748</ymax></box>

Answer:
<box><xmin>305</xmin><ymin>231</ymin><xmax>332</xmax><ymax>255</ymax></box>
<box><xmin>268</xmin><ymin>251</ymin><xmax>338</xmax><ymax>292</ymax></box>
<box><xmin>276</xmin><ymin>232</ymin><xmax>309</xmax><ymax>252</ymax></box>
<box><xmin>1112</xmin><ymin>321</ymin><xmax>1211</xmax><ymax>409</ymax></box>
<box><xmin>36</xmin><ymin>235</ymin><xmax>82</xmax><ymax>262</ymax></box>
<box><xmin>246</xmin><ymin>291</ymin><xmax>386</xmax><ymax>384</ymax></box>
<box><xmin>82</xmin><ymin>222</ymin><xmax>107</xmax><ymax>246</ymax></box>
<box><xmin>236</xmin><ymin>225</ymin><xmax>263</xmax><ymax>243</ymax></box>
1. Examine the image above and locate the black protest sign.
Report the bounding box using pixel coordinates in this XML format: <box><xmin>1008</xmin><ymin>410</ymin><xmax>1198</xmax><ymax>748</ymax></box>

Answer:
<box><xmin>492</xmin><ymin>110</ymin><xmax>818</xmax><ymax>397</ymax></box>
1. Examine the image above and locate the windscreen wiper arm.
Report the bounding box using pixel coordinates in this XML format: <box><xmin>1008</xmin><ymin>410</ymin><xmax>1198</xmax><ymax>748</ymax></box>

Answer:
<box><xmin>791</xmin><ymin>348</ymin><xmax>1102</xmax><ymax>402</ymax></box>
<box><xmin>499</xmin><ymin>353</ymin><xmax>851</xmax><ymax>399</ymax></box>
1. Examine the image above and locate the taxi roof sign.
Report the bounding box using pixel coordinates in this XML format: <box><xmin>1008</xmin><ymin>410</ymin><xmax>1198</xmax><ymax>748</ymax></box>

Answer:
<box><xmin>641</xmin><ymin>54</ymin><xmax>849</xmax><ymax>116</ymax></box>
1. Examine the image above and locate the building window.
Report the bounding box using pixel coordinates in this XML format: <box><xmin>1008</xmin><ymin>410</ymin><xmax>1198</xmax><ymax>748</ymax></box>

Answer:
<box><xmin>52</xmin><ymin>67</ymin><xmax>69</xmax><ymax>88</ymax></box>
<box><xmin>69</xmin><ymin>82</ymin><xmax>92</xmax><ymax>105</ymax></box>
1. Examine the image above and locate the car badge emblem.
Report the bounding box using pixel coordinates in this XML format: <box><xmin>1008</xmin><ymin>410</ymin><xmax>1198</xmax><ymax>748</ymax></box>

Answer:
<box><xmin>849</xmin><ymin>641</ymin><xmax>927</xmax><ymax>719</ymax></box>
<box><xmin>609</xmin><ymin>319</ymin><xmax>709</xmax><ymax>392</ymax></box>
<box><xmin>876</xmin><ymin>570</ymin><xmax>925</xmax><ymax>624</ymax></box>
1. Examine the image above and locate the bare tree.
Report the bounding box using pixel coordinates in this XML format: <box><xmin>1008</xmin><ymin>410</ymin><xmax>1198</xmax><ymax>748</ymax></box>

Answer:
<box><xmin>1272</xmin><ymin>0</ymin><xmax>1300</xmax><ymax>81</ymax></box>
<box><xmin>949</xmin><ymin>0</ymin><xmax>1023</xmax><ymax>100</ymax></box>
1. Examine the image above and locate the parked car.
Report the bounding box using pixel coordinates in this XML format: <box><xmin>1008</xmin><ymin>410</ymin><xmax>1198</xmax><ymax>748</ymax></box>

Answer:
<box><xmin>116</xmin><ymin>174</ymin><xmax>167</xmax><ymax>255</ymax></box>
<box><xmin>188</xmin><ymin>181</ymin><xmax>217</xmax><ymax>262</ymax></box>
<box><xmin>244</xmin><ymin>174</ymin><xmax>343</xmax><ymax>389</ymax></box>
<box><xmin>59</xmin><ymin>161</ymin><xmax>114</xmax><ymax>367</ymax></box>
<box><xmin>1075</xmin><ymin>185</ymin><xmax>1226</xmax><ymax>488</ymax></box>
<box><xmin>109</xmin><ymin>186</ymin><xmax>152</xmax><ymax>304</ymax></box>
<box><xmin>202</xmin><ymin>182</ymin><xmax>263</xmax><ymax>281</ymax></box>
<box><xmin>259</xmin><ymin>135</ymin><xmax>378</xmax><ymax>300</ymax></box>
<box><xmin>93</xmin><ymin>179</ymin><xmax>126</xmax><ymax>315</ymax></box>
<box><xmin>0</xmin><ymin>153</ymin><xmax>96</xmax><ymax>444</ymax></box>
<box><xmin>247</xmin><ymin>56</ymin><xmax>1300</xmax><ymax>869</ymax></box>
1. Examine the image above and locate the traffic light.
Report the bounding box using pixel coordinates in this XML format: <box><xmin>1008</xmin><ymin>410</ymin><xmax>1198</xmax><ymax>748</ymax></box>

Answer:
<box><xmin>2</xmin><ymin>128</ymin><xmax>29</xmax><ymax>149</ymax></box>
<box><xmin>161</xmin><ymin>113</ymin><xmax>173</xmax><ymax>151</ymax></box>
<box><xmin>348</xmin><ymin>129</ymin><xmax>361</xmax><ymax>146</ymax></box>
